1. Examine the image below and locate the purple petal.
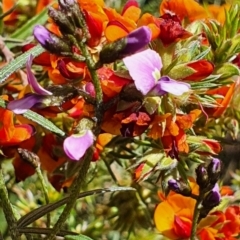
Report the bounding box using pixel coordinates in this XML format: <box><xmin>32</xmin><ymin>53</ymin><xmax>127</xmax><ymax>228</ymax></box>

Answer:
<box><xmin>7</xmin><ymin>94</ymin><xmax>45</xmax><ymax>114</ymax></box>
<box><xmin>63</xmin><ymin>130</ymin><xmax>94</xmax><ymax>161</ymax></box>
<box><xmin>123</xmin><ymin>49</ymin><xmax>162</xmax><ymax>95</ymax></box>
<box><xmin>122</xmin><ymin>26</ymin><xmax>152</xmax><ymax>55</ymax></box>
<box><xmin>27</xmin><ymin>55</ymin><xmax>52</xmax><ymax>95</ymax></box>
<box><xmin>33</xmin><ymin>25</ymin><xmax>51</xmax><ymax>47</ymax></box>
<box><xmin>151</xmin><ymin>76</ymin><xmax>190</xmax><ymax>96</ymax></box>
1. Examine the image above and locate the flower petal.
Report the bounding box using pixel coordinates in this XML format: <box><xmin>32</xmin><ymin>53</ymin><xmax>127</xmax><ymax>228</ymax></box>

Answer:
<box><xmin>27</xmin><ymin>55</ymin><xmax>52</xmax><ymax>95</ymax></box>
<box><xmin>63</xmin><ymin>130</ymin><xmax>94</xmax><ymax>161</ymax></box>
<box><xmin>123</xmin><ymin>49</ymin><xmax>162</xmax><ymax>95</ymax></box>
<box><xmin>152</xmin><ymin>76</ymin><xmax>190</xmax><ymax>96</ymax></box>
<box><xmin>7</xmin><ymin>94</ymin><xmax>45</xmax><ymax>114</ymax></box>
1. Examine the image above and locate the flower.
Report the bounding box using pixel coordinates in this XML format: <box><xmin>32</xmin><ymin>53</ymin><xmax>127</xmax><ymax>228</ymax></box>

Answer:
<box><xmin>33</xmin><ymin>25</ymin><xmax>71</xmax><ymax>54</ymax></box>
<box><xmin>99</xmin><ymin>26</ymin><xmax>152</xmax><ymax>64</ymax></box>
<box><xmin>154</xmin><ymin>180</ymin><xmax>199</xmax><ymax>239</ymax></box>
<box><xmin>157</xmin><ymin>13</ymin><xmax>192</xmax><ymax>46</ymax></box>
<box><xmin>160</xmin><ymin>0</ymin><xmax>230</xmax><ymax>24</ymax></box>
<box><xmin>7</xmin><ymin>55</ymin><xmax>52</xmax><ymax>114</ymax></box>
<box><xmin>123</xmin><ymin>49</ymin><xmax>190</xmax><ymax>96</ymax></box>
<box><xmin>0</xmin><ymin>106</ymin><xmax>34</xmax><ymax>146</ymax></box>
<box><xmin>202</xmin><ymin>183</ymin><xmax>221</xmax><ymax>208</ymax></box>
<box><xmin>148</xmin><ymin>109</ymin><xmax>201</xmax><ymax>155</ymax></box>
<box><xmin>63</xmin><ymin>130</ymin><xmax>94</xmax><ymax>160</ymax></box>
<box><xmin>104</xmin><ymin>0</ymin><xmax>141</xmax><ymax>41</ymax></box>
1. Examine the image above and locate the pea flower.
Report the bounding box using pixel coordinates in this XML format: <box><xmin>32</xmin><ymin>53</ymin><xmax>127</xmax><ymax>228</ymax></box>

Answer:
<box><xmin>63</xmin><ymin>130</ymin><xmax>94</xmax><ymax>161</ymax></box>
<box><xmin>8</xmin><ymin>55</ymin><xmax>53</xmax><ymax>114</ymax></box>
<box><xmin>123</xmin><ymin>49</ymin><xmax>190</xmax><ymax>96</ymax></box>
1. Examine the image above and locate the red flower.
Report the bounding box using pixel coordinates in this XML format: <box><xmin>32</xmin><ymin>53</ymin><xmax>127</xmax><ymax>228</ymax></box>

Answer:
<box><xmin>156</xmin><ymin>13</ymin><xmax>192</xmax><ymax>46</ymax></box>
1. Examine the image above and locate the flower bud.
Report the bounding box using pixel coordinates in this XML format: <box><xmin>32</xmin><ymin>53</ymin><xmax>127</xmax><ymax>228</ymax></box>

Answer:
<box><xmin>207</xmin><ymin>158</ymin><xmax>222</xmax><ymax>185</ymax></box>
<box><xmin>33</xmin><ymin>25</ymin><xmax>71</xmax><ymax>55</ymax></box>
<box><xmin>48</xmin><ymin>7</ymin><xmax>75</xmax><ymax>34</ymax></box>
<box><xmin>202</xmin><ymin>183</ymin><xmax>221</xmax><ymax>208</ymax></box>
<box><xmin>168</xmin><ymin>179</ymin><xmax>192</xmax><ymax>197</ymax></box>
<box><xmin>99</xmin><ymin>26</ymin><xmax>151</xmax><ymax>64</ymax></box>
<box><xmin>195</xmin><ymin>164</ymin><xmax>209</xmax><ymax>189</ymax></box>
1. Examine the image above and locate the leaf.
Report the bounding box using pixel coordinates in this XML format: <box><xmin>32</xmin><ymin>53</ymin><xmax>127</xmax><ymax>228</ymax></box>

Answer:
<box><xmin>17</xmin><ymin>187</ymin><xmax>136</xmax><ymax>228</ymax></box>
<box><xmin>65</xmin><ymin>235</ymin><xmax>94</xmax><ymax>240</ymax></box>
<box><xmin>6</xmin><ymin>8</ymin><xmax>48</xmax><ymax>49</ymax></box>
<box><xmin>0</xmin><ymin>45</ymin><xmax>45</xmax><ymax>84</ymax></box>
<box><xmin>23</xmin><ymin>110</ymin><xmax>66</xmax><ymax>137</ymax></box>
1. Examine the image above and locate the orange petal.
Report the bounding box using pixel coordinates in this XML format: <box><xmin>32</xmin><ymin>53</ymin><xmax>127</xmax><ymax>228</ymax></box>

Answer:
<box><xmin>138</xmin><ymin>13</ymin><xmax>160</xmax><ymax>39</ymax></box>
<box><xmin>154</xmin><ymin>201</ymin><xmax>178</xmax><ymax>239</ymax></box>
<box><xmin>122</xmin><ymin>6</ymin><xmax>141</xmax><ymax>23</ymax></box>
<box><xmin>213</xmin><ymin>83</ymin><xmax>235</xmax><ymax>117</ymax></box>
<box><xmin>104</xmin><ymin>21</ymin><xmax>130</xmax><ymax>41</ymax></box>
<box><xmin>160</xmin><ymin>0</ymin><xmax>206</xmax><ymax>22</ymax></box>
<box><xmin>36</xmin><ymin>0</ymin><xmax>53</xmax><ymax>13</ymax></box>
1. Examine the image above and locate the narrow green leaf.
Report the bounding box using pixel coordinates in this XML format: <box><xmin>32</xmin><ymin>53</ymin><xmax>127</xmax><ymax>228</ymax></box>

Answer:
<box><xmin>6</xmin><ymin>8</ymin><xmax>48</xmax><ymax>49</ymax></box>
<box><xmin>65</xmin><ymin>235</ymin><xmax>94</xmax><ymax>240</ymax></box>
<box><xmin>0</xmin><ymin>45</ymin><xmax>44</xmax><ymax>84</ymax></box>
<box><xmin>17</xmin><ymin>187</ymin><xmax>136</xmax><ymax>228</ymax></box>
<box><xmin>23</xmin><ymin>110</ymin><xmax>65</xmax><ymax>137</ymax></box>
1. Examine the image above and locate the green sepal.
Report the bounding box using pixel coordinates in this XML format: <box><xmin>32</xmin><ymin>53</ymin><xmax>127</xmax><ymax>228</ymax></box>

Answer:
<box><xmin>214</xmin><ymin>63</ymin><xmax>240</xmax><ymax>79</ymax></box>
<box><xmin>168</xmin><ymin>64</ymin><xmax>196</xmax><ymax>80</ymax></box>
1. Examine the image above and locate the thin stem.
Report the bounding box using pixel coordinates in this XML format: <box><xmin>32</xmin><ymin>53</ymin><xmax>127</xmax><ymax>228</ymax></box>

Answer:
<box><xmin>0</xmin><ymin>165</ymin><xmax>20</xmax><ymax>239</ymax></box>
<box><xmin>47</xmin><ymin>148</ymin><xmax>94</xmax><ymax>240</ymax></box>
<box><xmin>35</xmin><ymin>167</ymin><xmax>50</xmax><ymax>228</ymax></box>
<box><xmin>190</xmin><ymin>193</ymin><xmax>203</xmax><ymax>240</ymax></box>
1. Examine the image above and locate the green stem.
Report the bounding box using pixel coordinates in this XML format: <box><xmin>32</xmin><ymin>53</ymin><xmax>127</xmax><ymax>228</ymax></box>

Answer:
<box><xmin>35</xmin><ymin>167</ymin><xmax>50</xmax><ymax>228</ymax></box>
<box><xmin>47</xmin><ymin>148</ymin><xmax>94</xmax><ymax>240</ymax></box>
<box><xmin>190</xmin><ymin>194</ymin><xmax>203</xmax><ymax>240</ymax></box>
<box><xmin>0</xmin><ymin>165</ymin><xmax>20</xmax><ymax>239</ymax></box>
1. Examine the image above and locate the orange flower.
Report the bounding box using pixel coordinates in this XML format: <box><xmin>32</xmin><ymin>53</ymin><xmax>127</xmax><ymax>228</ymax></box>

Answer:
<box><xmin>160</xmin><ymin>0</ymin><xmax>230</xmax><ymax>24</ymax></box>
<box><xmin>0</xmin><ymin>107</ymin><xmax>34</xmax><ymax>146</ymax></box>
<box><xmin>154</xmin><ymin>180</ymin><xmax>199</xmax><ymax>239</ymax></box>
<box><xmin>198</xmin><ymin>206</ymin><xmax>240</xmax><ymax>239</ymax></box>
<box><xmin>104</xmin><ymin>0</ymin><xmax>141</xmax><ymax>41</ymax></box>
<box><xmin>137</xmin><ymin>13</ymin><xmax>160</xmax><ymax>39</ymax></box>
<box><xmin>36</xmin><ymin>0</ymin><xmax>53</xmax><ymax>13</ymax></box>
<box><xmin>205</xmin><ymin>83</ymin><xmax>235</xmax><ymax>117</ymax></box>
<box><xmin>148</xmin><ymin>109</ymin><xmax>201</xmax><ymax>154</ymax></box>
<box><xmin>97</xmin><ymin>67</ymin><xmax>131</xmax><ymax>100</ymax></box>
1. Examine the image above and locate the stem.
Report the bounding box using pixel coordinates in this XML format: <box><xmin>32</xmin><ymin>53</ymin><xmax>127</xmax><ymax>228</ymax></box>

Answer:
<box><xmin>190</xmin><ymin>194</ymin><xmax>203</xmax><ymax>240</ymax></box>
<box><xmin>47</xmin><ymin>148</ymin><xmax>94</xmax><ymax>240</ymax></box>
<box><xmin>35</xmin><ymin>167</ymin><xmax>50</xmax><ymax>228</ymax></box>
<box><xmin>0</xmin><ymin>165</ymin><xmax>20</xmax><ymax>239</ymax></box>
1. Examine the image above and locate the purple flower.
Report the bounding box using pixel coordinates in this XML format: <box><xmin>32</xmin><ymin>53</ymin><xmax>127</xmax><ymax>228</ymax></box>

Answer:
<box><xmin>33</xmin><ymin>25</ymin><xmax>52</xmax><ymax>47</ymax></box>
<box><xmin>63</xmin><ymin>130</ymin><xmax>94</xmax><ymax>160</ymax></box>
<box><xmin>168</xmin><ymin>179</ymin><xmax>180</xmax><ymax>192</ymax></box>
<box><xmin>203</xmin><ymin>183</ymin><xmax>221</xmax><ymax>208</ymax></box>
<box><xmin>8</xmin><ymin>55</ymin><xmax>52</xmax><ymax>114</ymax></box>
<box><xmin>121</xmin><ymin>26</ymin><xmax>151</xmax><ymax>55</ymax></box>
<box><xmin>99</xmin><ymin>26</ymin><xmax>151</xmax><ymax>64</ymax></box>
<box><xmin>123</xmin><ymin>49</ymin><xmax>190</xmax><ymax>96</ymax></box>
<box><xmin>33</xmin><ymin>25</ymin><xmax>71</xmax><ymax>54</ymax></box>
